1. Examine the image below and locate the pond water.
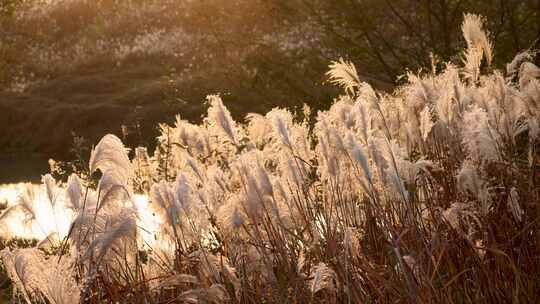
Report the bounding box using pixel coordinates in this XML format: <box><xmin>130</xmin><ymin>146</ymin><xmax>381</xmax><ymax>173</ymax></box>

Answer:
<box><xmin>0</xmin><ymin>182</ymin><xmax>159</xmax><ymax>245</ymax></box>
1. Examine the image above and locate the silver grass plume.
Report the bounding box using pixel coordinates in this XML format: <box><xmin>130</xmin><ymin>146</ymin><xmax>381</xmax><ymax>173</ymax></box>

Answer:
<box><xmin>315</xmin><ymin>119</ymin><xmax>343</xmax><ymax>178</ymax></box>
<box><xmin>174</xmin><ymin>172</ymin><xmax>193</xmax><ymax>213</ymax></box>
<box><xmin>457</xmin><ymin>162</ymin><xmax>491</xmax><ymax>215</ymax></box>
<box><xmin>329</xmin><ymin>127</ymin><xmax>347</xmax><ymax>155</ymax></box>
<box><xmin>317</xmin><ymin>133</ymin><xmax>337</xmax><ymax>178</ymax></box>
<box><xmin>83</xmin><ymin>215</ymin><xmax>137</xmax><ymax>264</ymax></box>
<box><xmin>462</xmin><ymin>105</ymin><xmax>501</xmax><ymax>161</ymax></box>
<box><xmin>179</xmin><ymin>284</ymin><xmax>228</xmax><ymax>304</ymax></box>
<box><xmin>150</xmin><ymin>181</ymin><xmax>182</xmax><ymax>230</ymax></box>
<box><xmin>266</xmin><ymin>108</ymin><xmax>294</xmax><ymax>149</ymax></box>
<box><xmin>368</xmin><ymin>136</ymin><xmax>388</xmax><ymax>184</ymax></box>
<box><xmin>387</xmin><ymin>167</ymin><xmax>410</xmax><ymax>203</ymax></box>
<box><xmin>41</xmin><ymin>258</ymin><xmax>81</xmax><ymax>304</ymax></box>
<box><xmin>345</xmin><ymin>132</ymin><xmax>372</xmax><ymax>186</ymax></box>
<box><xmin>42</xmin><ymin>174</ymin><xmax>59</xmax><ymax>208</ymax></box>
<box><xmin>406</xmin><ymin>73</ymin><xmax>432</xmax><ymax>109</ymax></box>
<box><xmin>216</xmin><ymin>196</ymin><xmax>245</xmax><ymax>234</ymax></box>
<box><xmin>507</xmin><ymin>49</ymin><xmax>536</xmax><ymax>80</ymax></box>
<box><xmin>190</xmin><ymin>250</ymin><xmax>240</xmax><ymax>299</ymax></box>
<box><xmin>331</xmin><ymin>98</ymin><xmax>355</xmax><ymax>129</ymax></box>
<box><xmin>65</xmin><ymin>174</ymin><xmax>83</xmax><ymax>211</ymax></box>
<box><xmin>96</xmin><ymin>169</ymin><xmax>130</xmax><ymax>212</ymax></box>
<box><xmin>184</xmin><ymin>154</ymin><xmax>206</xmax><ymax>182</ymax></box>
<box><xmin>0</xmin><ymin>186</ymin><xmax>38</xmax><ymax>224</ymax></box>
<box><xmin>381</xmin><ymin>140</ymin><xmax>410</xmax><ymax>203</ymax></box>
<box><xmin>358</xmin><ymin>82</ymin><xmax>379</xmax><ymax>109</ymax></box>
<box><xmin>210</xmin><ymin>166</ymin><xmax>229</xmax><ymax>192</ymax></box>
<box><xmin>0</xmin><ymin>248</ymin><xmax>44</xmax><ymax>302</ymax></box>
<box><xmin>411</xmin><ymin>159</ymin><xmax>434</xmax><ymax>181</ymax></box>
<box><xmin>18</xmin><ymin>187</ymin><xmax>38</xmax><ymax>223</ymax></box>
<box><xmin>244</xmin><ymin>171</ymin><xmax>264</xmax><ymax>221</ymax></box>
<box><xmin>37</xmin><ymin>232</ymin><xmax>59</xmax><ymax>249</ymax></box>
<box><xmin>246</xmin><ymin>112</ymin><xmax>273</xmax><ymax>147</ymax></box>
<box><xmin>236</xmin><ymin>152</ymin><xmax>273</xmax><ymax>221</ymax></box>
<box><xmin>0</xmin><ymin>248</ymin><xmax>80</xmax><ymax>304</ymax></box>
<box><xmin>284</xmin><ymin>157</ymin><xmax>303</xmax><ymax>187</ymax></box>
<box><xmin>435</xmin><ymin>67</ymin><xmax>461</xmax><ymax>125</ymax></box>
<box><xmin>461</xmin><ymin>14</ymin><xmax>493</xmax><ymax>82</ymax></box>
<box><xmin>89</xmin><ymin>134</ymin><xmax>133</xmax><ymax>182</ymax></box>
<box><xmin>507</xmin><ymin>187</ymin><xmax>523</xmax><ymax>223</ymax></box>
<box><xmin>256</xmin><ymin>162</ymin><xmax>274</xmax><ymax>197</ymax></box>
<box><xmin>327</xmin><ymin>57</ymin><xmax>360</xmax><ymax>95</ymax></box>
<box><xmin>206</xmin><ymin>95</ymin><xmax>238</xmax><ymax>145</ymax></box>
<box><xmin>419</xmin><ymin>106</ymin><xmax>435</xmax><ymax>141</ymax></box>
<box><xmin>231</xmin><ymin>206</ymin><xmax>244</xmax><ymax>228</ymax></box>
<box><xmin>68</xmin><ymin>204</ymin><xmax>106</xmax><ymax>253</ymax></box>
<box><xmin>442</xmin><ymin>202</ymin><xmax>482</xmax><ymax>237</ymax></box>
<box><xmin>175</xmin><ymin>116</ymin><xmax>212</xmax><ymax>157</ymax></box>
<box><xmin>352</xmin><ymin>99</ymin><xmax>371</xmax><ymax>144</ymax></box>
<box><xmin>462</xmin><ymin>13</ymin><xmax>493</xmax><ymax>66</ymax></box>
<box><xmin>519</xmin><ymin>62</ymin><xmax>540</xmax><ymax>89</ymax></box>
<box><xmin>462</xmin><ymin>46</ymin><xmax>484</xmax><ymax>82</ymax></box>
<box><xmin>133</xmin><ymin>146</ymin><xmax>154</xmax><ymax>189</ymax></box>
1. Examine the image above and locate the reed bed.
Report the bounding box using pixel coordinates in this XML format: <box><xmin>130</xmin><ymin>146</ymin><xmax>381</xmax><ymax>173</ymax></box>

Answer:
<box><xmin>0</xmin><ymin>14</ymin><xmax>539</xmax><ymax>303</ymax></box>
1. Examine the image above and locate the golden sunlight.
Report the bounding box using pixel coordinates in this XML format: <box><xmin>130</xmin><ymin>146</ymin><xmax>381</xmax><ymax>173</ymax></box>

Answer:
<box><xmin>0</xmin><ymin>183</ymin><xmax>160</xmax><ymax>246</ymax></box>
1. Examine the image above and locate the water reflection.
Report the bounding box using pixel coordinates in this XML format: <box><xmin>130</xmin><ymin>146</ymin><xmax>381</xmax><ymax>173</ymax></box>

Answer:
<box><xmin>0</xmin><ymin>183</ymin><xmax>158</xmax><ymax>246</ymax></box>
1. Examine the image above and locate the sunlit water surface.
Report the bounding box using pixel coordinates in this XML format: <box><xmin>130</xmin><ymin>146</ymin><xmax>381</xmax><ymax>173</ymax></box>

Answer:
<box><xmin>0</xmin><ymin>183</ymin><xmax>159</xmax><ymax>246</ymax></box>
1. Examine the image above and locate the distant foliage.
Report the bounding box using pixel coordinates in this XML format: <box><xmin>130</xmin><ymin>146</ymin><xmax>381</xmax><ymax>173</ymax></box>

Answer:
<box><xmin>0</xmin><ymin>14</ymin><xmax>539</xmax><ymax>303</ymax></box>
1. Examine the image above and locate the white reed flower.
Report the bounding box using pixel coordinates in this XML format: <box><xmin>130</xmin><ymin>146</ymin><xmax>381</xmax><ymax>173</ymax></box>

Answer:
<box><xmin>41</xmin><ymin>174</ymin><xmax>59</xmax><ymax>207</ymax></box>
<box><xmin>462</xmin><ymin>13</ymin><xmax>493</xmax><ymax>66</ymax></box>
<box><xmin>246</xmin><ymin>113</ymin><xmax>273</xmax><ymax>147</ymax></box>
<box><xmin>89</xmin><ymin>134</ymin><xmax>133</xmax><ymax>182</ymax></box>
<box><xmin>457</xmin><ymin>162</ymin><xmax>491</xmax><ymax>214</ymax></box>
<box><xmin>352</xmin><ymin>100</ymin><xmax>371</xmax><ymax>144</ymax></box>
<box><xmin>507</xmin><ymin>50</ymin><xmax>535</xmax><ymax>79</ymax></box>
<box><xmin>266</xmin><ymin>108</ymin><xmax>294</xmax><ymax>149</ymax></box>
<box><xmin>327</xmin><ymin>58</ymin><xmax>360</xmax><ymax>95</ymax></box>
<box><xmin>174</xmin><ymin>173</ymin><xmax>193</xmax><ymax>213</ymax></box>
<box><xmin>206</xmin><ymin>95</ymin><xmax>238</xmax><ymax>144</ymax></box>
<box><xmin>345</xmin><ymin>132</ymin><xmax>372</xmax><ymax>185</ymax></box>
<box><xmin>519</xmin><ymin>62</ymin><xmax>540</xmax><ymax>89</ymax></box>
<box><xmin>419</xmin><ymin>106</ymin><xmax>435</xmax><ymax>141</ymax></box>
<box><xmin>66</xmin><ymin>174</ymin><xmax>83</xmax><ymax>211</ymax></box>
<box><xmin>507</xmin><ymin>187</ymin><xmax>523</xmax><ymax>222</ymax></box>
<box><xmin>83</xmin><ymin>216</ymin><xmax>137</xmax><ymax>264</ymax></box>
<box><xmin>150</xmin><ymin>181</ymin><xmax>182</xmax><ymax>230</ymax></box>
<box><xmin>96</xmin><ymin>169</ymin><xmax>130</xmax><ymax>212</ymax></box>
<box><xmin>462</xmin><ymin>106</ymin><xmax>501</xmax><ymax>161</ymax></box>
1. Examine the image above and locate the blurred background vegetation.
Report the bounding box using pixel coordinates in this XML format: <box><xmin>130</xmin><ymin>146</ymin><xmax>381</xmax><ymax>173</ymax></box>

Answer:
<box><xmin>1</xmin><ymin>0</ymin><xmax>539</xmax><ymax>182</ymax></box>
